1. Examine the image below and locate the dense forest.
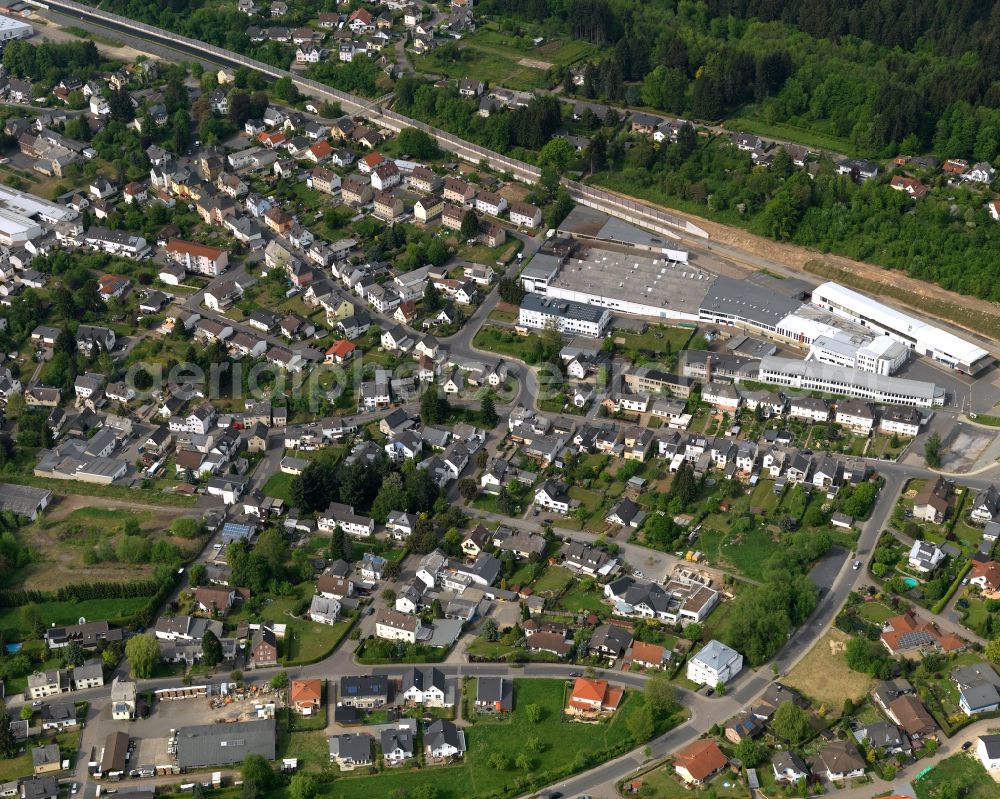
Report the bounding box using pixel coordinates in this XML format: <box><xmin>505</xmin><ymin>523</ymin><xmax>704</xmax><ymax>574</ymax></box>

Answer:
<box><xmin>484</xmin><ymin>0</ymin><xmax>1000</xmax><ymax>159</ymax></box>
<box><xmin>595</xmin><ymin>130</ymin><xmax>1000</xmax><ymax>300</ymax></box>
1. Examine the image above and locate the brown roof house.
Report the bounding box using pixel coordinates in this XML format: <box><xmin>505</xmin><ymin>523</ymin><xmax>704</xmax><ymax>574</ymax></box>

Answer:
<box><xmin>912</xmin><ymin>476</ymin><xmax>950</xmax><ymax>524</ymax></box>
<box><xmin>887</xmin><ymin>693</ymin><xmax>937</xmax><ymax>739</ymax></box>
<box><xmin>250</xmin><ymin>625</ymin><xmax>278</xmax><ymax>668</ymax></box>
<box><xmin>674</xmin><ymin>740</ymin><xmax>728</xmax><ymax>785</ymax></box>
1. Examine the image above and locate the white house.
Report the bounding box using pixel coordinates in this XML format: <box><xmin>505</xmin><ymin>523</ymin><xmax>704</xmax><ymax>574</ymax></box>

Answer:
<box><xmin>318</xmin><ymin>502</ymin><xmax>375</xmax><ymax>537</ymax></box>
<box><xmin>374</xmin><ymin>609</ymin><xmax>421</xmax><ymax>643</ymax></box>
<box><xmin>534</xmin><ymin>480</ymin><xmax>571</xmax><ymax>514</ymax></box>
<box><xmin>976</xmin><ymin>734</ymin><xmax>1000</xmax><ymax>771</ymax></box>
<box><xmin>908</xmin><ymin>539</ymin><xmax>945</xmax><ymax>573</ymax></box>
<box><xmin>686</xmin><ymin>640</ymin><xmax>743</xmax><ymax>686</ymax></box>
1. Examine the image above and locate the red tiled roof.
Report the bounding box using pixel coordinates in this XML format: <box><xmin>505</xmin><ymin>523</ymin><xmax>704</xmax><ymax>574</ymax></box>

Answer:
<box><xmin>166</xmin><ymin>239</ymin><xmax>225</xmax><ymax>259</ymax></box>
<box><xmin>675</xmin><ymin>740</ymin><xmax>728</xmax><ymax>782</ymax></box>
<box><xmin>326</xmin><ymin>339</ymin><xmax>356</xmax><ymax>358</ymax></box>
<box><xmin>291</xmin><ymin>679</ymin><xmax>322</xmax><ymax>705</ymax></box>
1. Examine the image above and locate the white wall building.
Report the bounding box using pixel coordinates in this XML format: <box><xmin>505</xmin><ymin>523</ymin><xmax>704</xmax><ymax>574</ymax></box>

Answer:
<box><xmin>759</xmin><ymin>356</ymin><xmax>944</xmax><ymax>408</ymax></box>
<box><xmin>519</xmin><ymin>294</ymin><xmax>610</xmax><ymax>338</ymax></box>
<box><xmin>811</xmin><ymin>281</ymin><xmax>991</xmax><ymax>375</ymax></box>
<box><xmin>686</xmin><ymin>639</ymin><xmax>743</xmax><ymax>686</ymax></box>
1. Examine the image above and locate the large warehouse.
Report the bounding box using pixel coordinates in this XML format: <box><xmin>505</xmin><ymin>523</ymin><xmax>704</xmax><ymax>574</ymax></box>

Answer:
<box><xmin>759</xmin><ymin>356</ymin><xmax>945</xmax><ymax>407</ymax></box>
<box><xmin>176</xmin><ymin>720</ymin><xmax>276</xmax><ymax>769</ymax></box>
<box><xmin>0</xmin><ymin>184</ymin><xmax>77</xmax><ymax>246</ymax></box>
<box><xmin>0</xmin><ymin>16</ymin><xmax>32</xmax><ymax>42</ymax></box>
<box><xmin>811</xmin><ymin>282</ymin><xmax>991</xmax><ymax>375</ymax></box>
<box><xmin>542</xmin><ymin>246</ymin><xmax>709</xmax><ymax>321</ymax></box>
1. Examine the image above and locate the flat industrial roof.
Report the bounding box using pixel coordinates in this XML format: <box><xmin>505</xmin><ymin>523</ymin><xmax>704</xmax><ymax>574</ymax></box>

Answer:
<box><xmin>519</xmin><ymin>252</ymin><xmax>563</xmax><ymax>280</ymax></box>
<box><xmin>521</xmin><ymin>293</ymin><xmax>609</xmax><ymax>324</ymax></box>
<box><xmin>813</xmin><ymin>282</ymin><xmax>989</xmax><ymax>364</ymax></box>
<box><xmin>701</xmin><ymin>276</ymin><xmax>802</xmax><ymax>328</ymax></box>
<box><xmin>548</xmin><ymin>246</ymin><xmax>712</xmax><ymax>314</ymax></box>
<box><xmin>760</xmin><ymin>356</ymin><xmax>940</xmax><ymax>401</ymax></box>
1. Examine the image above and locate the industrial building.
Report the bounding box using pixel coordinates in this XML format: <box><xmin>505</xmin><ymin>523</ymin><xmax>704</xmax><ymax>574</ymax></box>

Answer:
<box><xmin>811</xmin><ymin>282</ymin><xmax>991</xmax><ymax>375</ymax></box>
<box><xmin>516</xmin><ymin>218</ymin><xmax>988</xmax><ymax>390</ymax></box>
<box><xmin>541</xmin><ymin>246</ymin><xmax>708</xmax><ymax>321</ymax></box>
<box><xmin>808</xmin><ymin>331</ymin><xmax>909</xmax><ymax>375</ymax></box>
<box><xmin>0</xmin><ymin>16</ymin><xmax>33</xmax><ymax>41</ymax></box>
<box><xmin>519</xmin><ymin>294</ymin><xmax>611</xmax><ymax>338</ymax></box>
<box><xmin>758</xmin><ymin>356</ymin><xmax>944</xmax><ymax>408</ymax></box>
<box><xmin>0</xmin><ymin>184</ymin><xmax>76</xmax><ymax>246</ymax></box>
<box><xmin>175</xmin><ymin>720</ymin><xmax>276</xmax><ymax>769</ymax></box>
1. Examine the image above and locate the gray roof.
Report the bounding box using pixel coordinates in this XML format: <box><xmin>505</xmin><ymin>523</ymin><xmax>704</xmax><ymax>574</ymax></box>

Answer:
<box><xmin>401</xmin><ymin>667</ymin><xmax>445</xmax><ymax>694</ymax></box>
<box><xmin>701</xmin><ymin>276</ymin><xmax>801</xmax><ymax>328</ymax></box>
<box><xmin>520</xmin><ymin>292</ymin><xmax>607</xmax><ymax>324</ymax></box>
<box><xmin>476</xmin><ymin>676</ymin><xmax>512</xmax><ymax>707</ymax></box>
<box><xmin>340</xmin><ymin>674</ymin><xmax>389</xmax><ymax>699</ymax></box>
<box><xmin>328</xmin><ymin>733</ymin><xmax>371</xmax><ymax>761</ymax></box>
<box><xmin>692</xmin><ymin>639</ymin><xmax>741</xmax><ymax>671</ymax></box>
<box><xmin>960</xmin><ymin>681</ymin><xmax>1000</xmax><ymax>711</ymax></box>
<box><xmin>760</xmin><ymin>356</ymin><xmax>941</xmax><ymax>404</ymax></box>
<box><xmin>980</xmin><ymin>733</ymin><xmax>1000</xmax><ymax>759</ymax></box>
<box><xmin>380</xmin><ymin>727</ymin><xmax>414</xmax><ymax>756</ymax></box>
<box><xmin>31</xmin><ymin>743</ymin><xmax>60</xmax><ymax>768</ymax></box>
<box><xmin>175</xmin><ymin>719</ymin><xmax>276</xmax><ymax>768</ymax></box>
<box><xmin>425</xmin><ymin>719</ymin><xmax>464</xmax><ymax>752</ymax></box>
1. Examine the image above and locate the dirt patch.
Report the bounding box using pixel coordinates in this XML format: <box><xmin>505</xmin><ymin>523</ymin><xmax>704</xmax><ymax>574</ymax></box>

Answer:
<box><xmin>518</xmin><ymin>57</ymin><xmax>553</xmax><ymax>70</ymax></box>
<box><xmin>37</xmin><ymin>14</ymin><xmax>161</xmax><ymax>63</ymax></box>
<box><xmin>14</xmin><ymin>496</ymin><xmax>197</xmax><ymax>591</ymax></box>
<box><xmin>939</xmin><ymin>424</ymin><xmax>997</xmax><ymax>472</ymax></box>
<box><xmin>784</xmin><ymin>628</ymin><xmax>875</xmax><ymax>712</ymax></box>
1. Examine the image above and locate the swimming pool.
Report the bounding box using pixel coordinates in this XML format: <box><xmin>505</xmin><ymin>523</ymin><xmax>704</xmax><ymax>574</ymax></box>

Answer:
<box><xmin>904</xmin><ymin>577</ymin><xmax>919</xmax><ymax>588</ymax></box>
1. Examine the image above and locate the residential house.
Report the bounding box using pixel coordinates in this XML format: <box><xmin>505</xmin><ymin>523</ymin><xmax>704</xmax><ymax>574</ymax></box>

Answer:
<box><xmin>687</xmin><ymin>640</ymin><xmax>743</xmax><ymax>686</ymax></box>
<box><xmin>913</xmin><ymin>475</ymin><xmax>950</xmax><ymax>523</ymax></box>
<box><xmin>674</xmin><ymin>740</ymin><xmax>728</xmax><ymax>785</ymax></box>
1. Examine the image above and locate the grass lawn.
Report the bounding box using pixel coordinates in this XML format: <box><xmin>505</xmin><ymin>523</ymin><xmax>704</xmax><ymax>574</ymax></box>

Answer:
<box><xmin>718</xmin><ymin>526</ymin><xmax>783</xmax><ymax>582</ymax></box>
<box><xmin>281</xmin><ymin>617</ymin><xmax>354</xmax><ymax>666</ymax></box>
<box><xmin>694</xmin><ymin>513</ymin><xmax>782</xmax><ymax>581</ymax></box>
<box><xmin>638</xmin><ymin>765</ymin><xmax>747</xmax><ymax>799</ymax></box>
<box><xmin>472</xmin><ymin>325</ymin><xmax>543</xmax><ymax>362</ymax></box>
<box><xmin>277</xmin><ymin>726</ymin><xmax>333</xmax><ymax>775</ymax></box>
<box><xmin>748</xmin><ymin>479</ymin><xmax>781</xmax><ymax>513</ymax></box>
<box><xmin>262</xmin><ymin>471</ymin><xmax>296</xmax><ymax>504</ymax></box>
<box><xmin>556</xmin><ymin>581</ymin><xmax>607</xmax><ymax>615</ymax></box>
<box><xmin>784</xmin><ymin>629</ymin><xmax>875</xmax><ymax>711</ymax></box>
<box><xmin>488</xmin><ymin>307</ymin><xmax>518</xmax><ymax>323</ymax></box>
<box><xmin>2</xmin><ymin>473</ymin><xmax>197</xmax><ymax>507</ymax></box>
<box><xmin>567</xmin><ymin>485</ymin><xmax>603</xmax><ymax>511</ymax></box>
<box><xmin>0</xmin><ymin>729</ymin><xmax>80</xmax><ymax>782</ymax></box>
<box><xmin>612</xmin><ymin>325</ymin><xmax>694</xmax><ymax>363</ymax></box>
<box><xmin>326</xmin><ymin>678</ymin><xmax>666</xmax><ymax>799</ymax></box>
<box><xmin>0</xmin><ymin>597</ymin><xmax>152</xmax><ymax>639</ymax></box>
<box><xmin>856</xmin><ymin>602</ymin><xmax>894</xmax><ymax>624</ymax></box>
<box><xmin>0</xmin><ymin>751</ymin><xmax>31</xmax><ymax>783</ymax></box>
<box><xmin>532</xmin><ymin>565</ymin><xmax>575</xmax><ymax>596</ymax></box>
<box><xmin>914</xmin><ymin>753</ymin><xmax>1000</xmax><ymax>799</ymax></box>
<box><xmin>723</xmin><ymin>115</ymin><xmax>859</xmax><ymax>156</ymax></box>
<box><xmin>465</xmin><ymin>638</ymin><xmax>559</xmax><ymax>662</ymax></box>
<box><xmin>255</xmin><ymin>589</ymin><xmax>353</xmax><ymax>666</ymax></box>
<box><xmin>960</xmin><ymin>594</ymin><xmax>991</xmax><ymax>636</ymax></box>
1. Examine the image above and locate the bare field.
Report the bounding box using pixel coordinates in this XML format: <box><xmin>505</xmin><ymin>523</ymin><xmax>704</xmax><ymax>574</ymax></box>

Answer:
<box><xmin>14</xmin><ymin>495</ymin><xmax>195</xmax><ymax>590</ymax></box>
<box><xmin>783</xmin><ymin>628</ymin><xmax>875</xmax><ymax>711</ymax></box>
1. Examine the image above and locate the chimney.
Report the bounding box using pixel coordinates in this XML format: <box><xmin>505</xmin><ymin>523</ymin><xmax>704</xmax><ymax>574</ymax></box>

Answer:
<box><xmin>705</xmin><ymin>354</ymin><xmax>713</xmax><ymax>384</ymax></box>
